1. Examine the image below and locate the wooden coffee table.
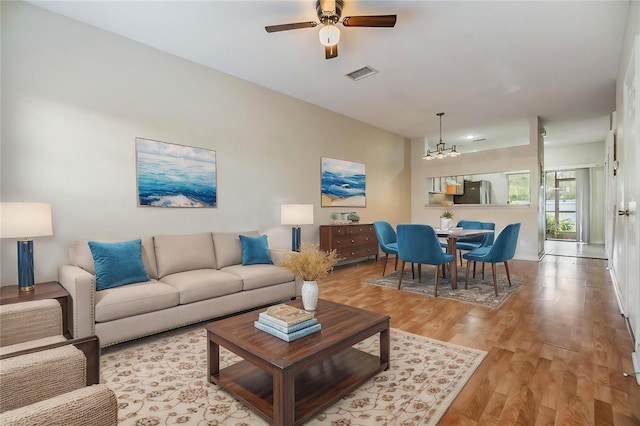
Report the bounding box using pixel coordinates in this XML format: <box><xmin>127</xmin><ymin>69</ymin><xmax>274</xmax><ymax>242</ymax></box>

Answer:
<box><xmin>206</xmin><ymin>299</ymin><xmax>390</xmax><ymax>426</ymax></box>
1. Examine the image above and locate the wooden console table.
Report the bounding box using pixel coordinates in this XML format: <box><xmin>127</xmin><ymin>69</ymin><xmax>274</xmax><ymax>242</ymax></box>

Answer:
<box><xmin>319</xmin><ymin>224</ymin><xmax>378</xmax><ymax>263</ymax></box>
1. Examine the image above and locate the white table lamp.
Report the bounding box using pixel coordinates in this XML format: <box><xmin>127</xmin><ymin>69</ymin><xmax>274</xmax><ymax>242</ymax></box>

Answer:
<box><xmin>281</xmin><ymin>204</ymin><xmax>314</xmax><ymax>252</ymax></box>
<box><xmin>0</xmin><ymin>202</ymin><xmax>53</xmax><ymax>292</ymax></box>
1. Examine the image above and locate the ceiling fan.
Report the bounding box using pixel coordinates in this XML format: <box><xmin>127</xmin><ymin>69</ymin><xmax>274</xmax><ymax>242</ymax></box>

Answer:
<box><xmin>265</xmin><ymin>0</ymin><xmax>397</xmax><ymax>60</ymax></box>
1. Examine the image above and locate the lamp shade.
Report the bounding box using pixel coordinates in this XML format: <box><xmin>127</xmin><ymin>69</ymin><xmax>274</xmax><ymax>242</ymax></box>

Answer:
<box><xmin>0</xmin><ymin>202</ymin><xmax>53</xmax><ymax>238</ymax></box>
<box><xmin>319</xmin><ymin>24</ymin><xmax>340</xmax><ymax>46</ymax></box>
<box><xmin>281</xmin><ymin>204</ymin><xmax>314</xmax><ymax>225</ymax></box>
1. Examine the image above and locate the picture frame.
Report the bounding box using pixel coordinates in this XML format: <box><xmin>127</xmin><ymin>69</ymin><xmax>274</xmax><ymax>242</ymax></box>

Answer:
<box><xmin>136</xmin><ymin>137</ymin><xmax>217</xmax><ymax>207</ymax></box>
<box><xmin>321</xmin><ymin>157</ymin><xmax>366</xmax><ymax>207</ymax></box>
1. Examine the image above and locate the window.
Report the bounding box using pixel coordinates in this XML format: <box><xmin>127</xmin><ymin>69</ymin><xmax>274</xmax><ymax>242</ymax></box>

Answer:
<box><xmin>507</xmin><ymin>173</ymin><xmax>530</xmax><ymax>205</ymax></box>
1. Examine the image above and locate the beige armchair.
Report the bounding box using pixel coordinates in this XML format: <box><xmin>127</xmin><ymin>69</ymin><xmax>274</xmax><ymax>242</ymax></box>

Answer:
<box><xmin>0</xmin><ymin>300</ymin><xmax>118</xmax><ymax>425</ymax></box>
<box><xmin>0</xmin><ymin>299</ymin><xmax>67</xmax><ymax>355</ymax></box>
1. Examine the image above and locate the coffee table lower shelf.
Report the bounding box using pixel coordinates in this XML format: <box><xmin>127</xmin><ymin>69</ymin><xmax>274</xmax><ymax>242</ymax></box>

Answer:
<box><xmin>211</xmin><ymin>347</ymin><xmax>386</xmax><ymax>425</ymax></box>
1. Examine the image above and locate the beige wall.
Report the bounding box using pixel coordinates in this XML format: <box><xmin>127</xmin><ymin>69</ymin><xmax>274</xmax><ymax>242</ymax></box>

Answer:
<box><xmin>0</xmin><ymin>1</ymin><xmax>411</xmax><ymax>285</ymax></box>
<box><xmin>410</xmin><ymin>117</ymin><xmax>542</xmax><ymax>261</ymax></box>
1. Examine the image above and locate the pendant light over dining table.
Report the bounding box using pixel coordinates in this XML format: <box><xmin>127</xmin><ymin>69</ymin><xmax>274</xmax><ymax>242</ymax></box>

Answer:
<box><xmin>423</xmin><ymin>112</ymin><xmax>460</xmax><ymax>160</ymax></box>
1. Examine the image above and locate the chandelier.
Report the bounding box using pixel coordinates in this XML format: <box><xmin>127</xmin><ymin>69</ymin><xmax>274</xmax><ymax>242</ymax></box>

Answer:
<box><xmin>423</xmin><ymin>112</ymin><xmax>460</xmax><ymax>160</ymax></box>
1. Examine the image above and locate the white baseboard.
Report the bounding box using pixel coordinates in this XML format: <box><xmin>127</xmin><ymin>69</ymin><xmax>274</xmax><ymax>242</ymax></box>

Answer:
<box><xmin>632</xmin><ymin>352</ymin><xmax>640</xmax><ymax>386</ymax></box>
<box><xmin>609</xmin><ymin>267</ymin><xmax>625</xmax><ymax>315</ymax></box>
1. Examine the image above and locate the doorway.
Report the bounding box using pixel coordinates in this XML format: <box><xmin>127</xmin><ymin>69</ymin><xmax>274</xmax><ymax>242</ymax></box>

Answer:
<box><xmin>545</xmin><ymin>170</ymin><xmax>577</xmax><ymax>241</ymax></box>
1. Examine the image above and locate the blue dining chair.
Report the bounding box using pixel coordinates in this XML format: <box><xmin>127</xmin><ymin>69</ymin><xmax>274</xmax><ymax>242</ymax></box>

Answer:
<box><xmin>397</xmin><ymin>224</ymin><xmax>455</xmax><ymax>297</ymax></box>
<box><xmin>458</xmin><ymin>222</ymin><xmax>495</xmax><ymax>278</ymax></box>
<box><xmin>373</xmin><ymin>221</ymin><xmax>399</xmax><ymax>276</ymax></box>
<box><xmin>462</xmin><ymin>223</ymin><xmax>521</xmax><ymax>296</ymax></box>
<box><xmin>440</xmin><ymin>220</ymin><xmax>495</xmax><ymax>266</ymax></box>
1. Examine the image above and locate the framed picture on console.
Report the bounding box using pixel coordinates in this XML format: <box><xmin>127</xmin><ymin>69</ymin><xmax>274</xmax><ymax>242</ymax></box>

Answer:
<box><xmin>321</xmin><ymin>157</ymin><xmax>366</xmax><ymax>207</ymax></box>
<box><xmin>136</xmin><ymin>138</ymin><xmax>217</xmax><ymax>208</ymax></box>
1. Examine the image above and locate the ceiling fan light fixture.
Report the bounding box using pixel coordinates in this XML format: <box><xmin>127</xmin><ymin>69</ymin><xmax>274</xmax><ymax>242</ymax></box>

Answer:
<box><xmin>319</xmin><ymin>24</ymin><xmax>340</xmax><ymax>46</ymax></box>
<box><xmin>266</xmin><ymin>1</ymin><xmax>396</xmax><ymax>59</ymax></box>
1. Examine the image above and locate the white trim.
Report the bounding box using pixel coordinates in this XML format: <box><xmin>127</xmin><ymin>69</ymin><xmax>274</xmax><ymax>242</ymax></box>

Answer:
<box><xmin>544</xmin><ymin>163</ymin><xmax>598</xmax><ymax>171</ymax></box>
<box><xmin>632</xmin><ymin>352</ymin><xmax>640</xmax><ymax>386</ymax></box>
<box><xmin>610</xmin><ymin>267</ymin><xmax>625</xmax><ymax>315</ymax></box>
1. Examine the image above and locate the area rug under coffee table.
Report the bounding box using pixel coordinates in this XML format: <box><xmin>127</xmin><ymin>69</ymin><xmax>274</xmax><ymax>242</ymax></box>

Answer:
<box><xmin>101</xmin><ymin>324</ymin><xmax>486</xmax><ymax>425</ymax></box>
<box><xmin>362</xmin><ymin>267</ymin><xmax>525</xmax><ymax>308</ymax></box>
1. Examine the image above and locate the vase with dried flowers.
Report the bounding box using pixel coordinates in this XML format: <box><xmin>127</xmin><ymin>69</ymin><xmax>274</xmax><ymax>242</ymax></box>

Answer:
<box><xmin>277</xmin><ymin>242</ymin><xmax>340</xmax><ymax>311</ymax></box>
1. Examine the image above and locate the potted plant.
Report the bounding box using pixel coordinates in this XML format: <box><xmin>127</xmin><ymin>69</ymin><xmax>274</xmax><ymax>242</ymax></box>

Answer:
<box><xmin>277</xmin><ymin>243</ymin><xmax>340</xmax><ymax>311</ymax></box>
<box><xmin>440</xmin><ymin>210</ymin><xmax>454</xmax><ymax>230</ymax></box>
<box><xmin>347</xmin><ymin>212</ymin><xmax>360</xmax><ymax>224</ymax></box>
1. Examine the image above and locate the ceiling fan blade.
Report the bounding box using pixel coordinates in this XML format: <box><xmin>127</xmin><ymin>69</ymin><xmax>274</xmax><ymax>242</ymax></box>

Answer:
<box><xmin>342</xmin><ymin>15</ymin><xmax>397</xmax><ymax>27</ymax></box>
<box><xmin>265</xmin><ymin>21</ymin><xmax>318</xmax><ymax>33</ymax></box>
<box><xmin>325</xmin><ymin>44</ymin><xmax>338</xmax><ymax>60</ymax></box>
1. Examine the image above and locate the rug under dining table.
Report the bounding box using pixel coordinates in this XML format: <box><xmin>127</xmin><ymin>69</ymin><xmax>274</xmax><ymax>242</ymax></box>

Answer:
<box><xmin>362</xmin><ymin>266</ymin><xmax>525</xmax><ymax>308</ymax></box>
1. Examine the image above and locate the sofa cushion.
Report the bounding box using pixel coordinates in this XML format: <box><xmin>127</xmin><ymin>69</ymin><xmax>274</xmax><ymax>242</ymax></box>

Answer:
<box><xmin>221</xmin><ymin>264</ymin><xmax>295</xmax><ymax>291</ymax></box>
<box><xmin>71</xmin><ymin>236</ymin><xmax>158</xmax><ymax>280</ymax></box>
<box><xmin>94</xmin><ymin>280</ymin><xmax>179</xmax><ymax>323</ymax></box>
<box><xmin>160</xmin><ymin>269</ymin><xmax>243</xmax><ymax>304</ymax></box>
<box><xmin>88</xmin><ymin>240</ymin><xmax>150</xmax><ymax>291</ymax></box>
<box><xmin>154</xmin><ymin>233</ymin><xmax>216</xmax><ymax>278</ymax></box>
<box><xmin>239</xmin><ymin>234</ymin><xmax>273</xmax><ymax>265</ymax></box>
<box><xmin>213</xmin><ymin>231</ymin><xmax>259</xmax><ymax>269</ymax></box>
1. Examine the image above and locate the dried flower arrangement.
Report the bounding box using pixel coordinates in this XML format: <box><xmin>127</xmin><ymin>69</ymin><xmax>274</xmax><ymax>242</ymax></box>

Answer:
<box><xmin>277</xmin><ymin>242</ymin><xmax>340</xmax><ymax>281</ymax></box>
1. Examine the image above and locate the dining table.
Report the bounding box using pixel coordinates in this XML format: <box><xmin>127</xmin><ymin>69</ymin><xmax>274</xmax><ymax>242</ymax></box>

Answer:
<box><xmin>434</xmin><ymin>228</ymin><xmax>494</xmax><ymax>289</ymax></box>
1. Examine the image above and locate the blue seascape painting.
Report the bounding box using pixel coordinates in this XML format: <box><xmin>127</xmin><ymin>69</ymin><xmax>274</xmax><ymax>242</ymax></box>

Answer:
<box><xmin>136</xmin><ymin>138</ymin><xmax>217</xmax><ymax>207</ymax></box>
<box><xmin>321</xmin><ymin>157</ymin><xmax>366</xmax><ymax>207</ymax></box>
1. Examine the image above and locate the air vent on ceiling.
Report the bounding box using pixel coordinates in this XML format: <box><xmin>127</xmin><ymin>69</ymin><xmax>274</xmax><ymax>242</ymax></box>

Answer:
<box><xmin>346</xmin><ymin>66</ymin><xmax>378</xmax><ymax>81</ymax></box>
<box><xmin>473</xmin><ymin>138</ymin><xmax>487</xmax><ymax>142</ymax></box>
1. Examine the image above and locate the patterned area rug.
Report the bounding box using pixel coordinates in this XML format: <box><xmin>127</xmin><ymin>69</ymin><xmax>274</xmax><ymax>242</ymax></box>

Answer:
<box><xmin>362</xmin><ymin>266</ymin><xmax>525</xmax><ymax>308</ymax></box>
<box><xmin>101</xmin><ymin>324</ymin><xmax>486</xmax><ymax>425</ymax></box>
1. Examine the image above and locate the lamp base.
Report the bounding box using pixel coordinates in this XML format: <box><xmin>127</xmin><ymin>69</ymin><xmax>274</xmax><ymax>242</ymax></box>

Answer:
<box><xmin>17</xmin><ymin>240</ymin><xmax>35</xmax><ymax>292</ymax></box>
<box><xmin>291</xmin><ymin>226</ymin><xmax>301</xmax><ymax>252</ymax></box>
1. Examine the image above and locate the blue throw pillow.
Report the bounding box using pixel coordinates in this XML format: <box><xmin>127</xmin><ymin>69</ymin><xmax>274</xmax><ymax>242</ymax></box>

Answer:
<box><xmin>239</xmin><ymin>234</ymin><xmax>273</xmax><ymax>266</ymax></box>
<box><xmin>88</xmin><ymin>239</ymin><xmax>150</xmax><ymax>291</ymax></box>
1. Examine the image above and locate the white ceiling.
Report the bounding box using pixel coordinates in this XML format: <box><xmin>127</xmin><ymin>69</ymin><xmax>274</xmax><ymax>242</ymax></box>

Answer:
<box><xmin>27</xmin><ymin>0</ymin><xmax>627</xmax><ymax>150</ymax></box>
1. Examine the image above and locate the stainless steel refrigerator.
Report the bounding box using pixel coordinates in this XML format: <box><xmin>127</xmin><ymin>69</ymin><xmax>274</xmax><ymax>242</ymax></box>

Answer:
<box><xmin>454</xmin><ymin>180</ymin><xmax>491</xmax><ymax>204</ymax></box>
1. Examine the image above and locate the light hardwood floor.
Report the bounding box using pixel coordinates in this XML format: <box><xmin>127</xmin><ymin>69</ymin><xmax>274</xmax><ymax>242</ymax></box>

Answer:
<box><xmin>319</xmin><ymin>255</ymin><xmax>640</xmax><ymax>425</ymax></box>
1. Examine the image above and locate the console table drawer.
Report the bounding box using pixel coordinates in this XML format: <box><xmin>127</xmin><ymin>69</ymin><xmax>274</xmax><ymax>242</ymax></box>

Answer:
<box><xmin>333</xmin><ymin>234</ymin><xmax>375</xmax><ymax>247</ymax></box>
<box><xmin>332</xmin><ymin>225</ymin><xmax>375</xmax><ymax>236</ymax></box>
<box><xmin>336</xmin><ymin>246</ymin><xmax>379</xmax><ymax>260</ymax></box>
<box><xmin>345</xmin><ymin>225</ymin><xmax>375</xmax><ymax>236</ymax></box>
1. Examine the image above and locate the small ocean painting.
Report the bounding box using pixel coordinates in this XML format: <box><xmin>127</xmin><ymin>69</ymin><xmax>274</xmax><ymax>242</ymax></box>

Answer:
<box><xmin>136</xmin><ymin>138</ymin><xmax>216</xmax><ymax>208</ymax></box>
<box><xmin>321</xmin><ymin>157</ymin><xmax>366</xmax><ymax>207</ymax></box>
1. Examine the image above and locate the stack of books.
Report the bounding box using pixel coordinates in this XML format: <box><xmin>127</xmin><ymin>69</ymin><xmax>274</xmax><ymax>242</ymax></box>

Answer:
<box><xmin>254</xmin><ymin>304</ymin><xmax>321</xmax><ymax>342</ymax></box>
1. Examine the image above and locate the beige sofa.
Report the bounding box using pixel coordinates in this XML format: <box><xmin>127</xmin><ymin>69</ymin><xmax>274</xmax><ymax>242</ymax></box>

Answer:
<box><xmin>58</xmin><ymin>231</ymin><xmax>296</xmax><ymax>347</ymax></box>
